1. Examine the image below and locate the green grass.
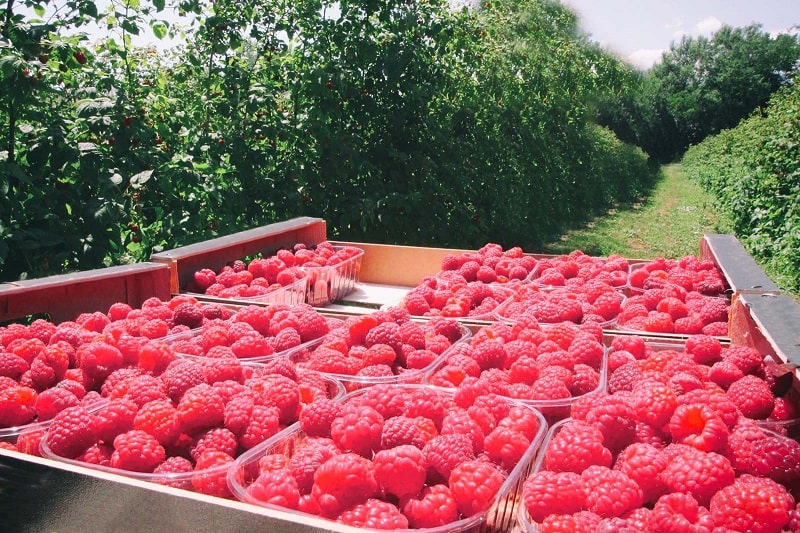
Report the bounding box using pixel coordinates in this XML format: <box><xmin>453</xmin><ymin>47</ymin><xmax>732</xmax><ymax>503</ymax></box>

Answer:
<box><xmin>540</xmin><ymin>163</ymin><xmax>733</xmax><ymax>260</ymax></box>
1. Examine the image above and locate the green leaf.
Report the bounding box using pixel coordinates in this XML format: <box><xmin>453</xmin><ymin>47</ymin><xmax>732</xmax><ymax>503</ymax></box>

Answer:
<box><xmin>130</xmin><ymin>170</ymin><xmax>153</xmax><ymax>188</ymax></box>
<box><xmin>153</xmin><ymin>0</ymin><xmax>165</xmax><ymax>11</ymax></box>
<box><xmin>34</xmin><ymin>4</ymin><xmax>45</xmax><ymax>17</ymax></box>
<box><xmin>152</xmin><ymin>21</ymin><xmax>168</xmax><ymax>40</ymax></box>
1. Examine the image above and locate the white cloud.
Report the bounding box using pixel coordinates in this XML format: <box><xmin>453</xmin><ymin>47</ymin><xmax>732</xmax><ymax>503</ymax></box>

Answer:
<box><xmin>695</xmin><ymin>16</ymin><xmax>723</xmax><ymax>35</ymax></box>
<box><xmin>627</xmin><ymin>48</ymin><xmax>667</xmax><ymax>70</ymax></box>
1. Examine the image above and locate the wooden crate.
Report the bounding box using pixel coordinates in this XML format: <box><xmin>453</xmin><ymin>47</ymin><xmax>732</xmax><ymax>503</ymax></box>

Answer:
<box><xmin>0</xmin><ymin>263</ymin><xmax>171</xmax><ymax>324</ymax></box>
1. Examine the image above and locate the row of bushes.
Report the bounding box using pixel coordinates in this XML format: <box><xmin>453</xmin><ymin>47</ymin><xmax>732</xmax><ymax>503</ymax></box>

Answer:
<box><xmin>683</xmin><ymin>81</ymin><xmax>800</xmax><ymax>292</ymax></box>
<box><xmin>0</xmin><ymin>0</ymin><xmax>655</xmax><ymax>282</ymax></box>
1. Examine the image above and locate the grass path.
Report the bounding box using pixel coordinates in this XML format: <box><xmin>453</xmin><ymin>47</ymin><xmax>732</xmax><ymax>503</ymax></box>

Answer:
<box><xmin>540</xmin><ymin>163</ymin><xmax>733</xmax><ymax>260</ymax></box>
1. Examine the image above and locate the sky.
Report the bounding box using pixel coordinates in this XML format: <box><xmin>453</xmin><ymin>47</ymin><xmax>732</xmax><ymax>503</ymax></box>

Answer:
<box><xmin>560</xmin><ymin>0</ymin><xmax>800</xmax><ymax>70</ymax></box>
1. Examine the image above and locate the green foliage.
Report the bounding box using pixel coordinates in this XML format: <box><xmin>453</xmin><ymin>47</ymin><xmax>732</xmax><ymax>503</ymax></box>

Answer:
<box><xmin>600</xmin><ymin>24</ymin><xmax>800</xmax><ymax>163</ymax></box>
<box><xmin>683</xmin><ymin>81</ymin><xmax>800</xmax><ymax>292</ymax></box>
<box><xmin>1</xmin><ymin>0</ymin><xmax>654</xmax><ymax>282</ymax></box>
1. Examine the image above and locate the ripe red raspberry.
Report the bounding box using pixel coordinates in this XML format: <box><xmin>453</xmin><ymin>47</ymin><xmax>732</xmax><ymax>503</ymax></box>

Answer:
<box><xmin>744</xmin><ymin>431</ymin><xmax>800</xmax><ymax>483</ymax></box>
<box><xmin>330</xmin><ymin>404</ymin><xmax>384</xmax><ymax>457</ymax></box>
<box><xmin>247</xmin><ymin>468</ymin><xmax>301</xmax><ymax>509</ymax></box>
<box><xmin>708</xmin><ymin>359</ymin><xmax>745</xmax><ymax>389</ymax></box>
<box><xmin>380</xmin><ymin>415</ymin><xmax>427</xmax><ymax>449</ymax></box>
<box><xmin>364</xmin><ymin>321</ymin><xmax>402</xmax><ymax>355</ymax></box>
<box><xmin>678</xmin><ymin>386</ymin><xmax>740</xmax><ymax>429</ymax></box>
<box><xmin>311</xmin><ymin>452</ymin><xmax>377</xmax><ymax>517</ymax></box>
<box><xmin>448</xmin><ymin>459</ymin><xmax>505</xmax><ymax>517</ymax></box>
<box><xmin>483</xmin><ymin>426</ymin><xmax>529</xmax><ymax>472</ymax></box>
<box><xmin>137</xmin><ymin>340</ymin><xmax>177</xmax><ymax>376</ymax></box>
<box><xmin>726</xmin><ymin>375</ymin><xmax>774</xmax><ymax>419</ymax></box>
<box><xmin>630</xmin><ymin>380</ymin><xmax>678</xmax><ymax>429</ymax></box>
<box><xmin>120</xmin><ymin>374</ymin><xmax>170</xmax><ymax>409</ymax></box>
<box><xmin>248</xmin><ymin>373</ymin><xmax>299</xmax><ymax>425</ymax></box>
<box><xmin>697</xmin><ymin>297</ymin><xmax>729</xmax><ymax>325</ymax></box>
<box><xmin>668</xmin><ymin>402</ymin><xmax>729</xmax><ymax>453</ymax></box>
<box><xmin>400</xmin><ymin>484</ymin><xmax>460</xmax><ymax>528</ymax></box>
<box><xmin>33</xmin><ymin>386</ymin><xmax>80</xmax><ymax>422</ymax></box>
<box><xmin>160</xmin><ymin>359</ymin><xmax>205</xmax><ymax>402</ymax></box>
<box><xmin>239</xmin><ymin>404</ymin><xmax>281</xmax><ymax>450</ymax></box>
<box><xmin>581</xmin><ymin>464</ymin><xmax>643</xmax><ymax>519</ymax></box>
<box><xmin>423</xmin><ymin>433</ymin><xmax>475</xmax><ymax>483</ymax></box>
<box><xmin>152</xmin><ymin>456</ymin><xmax>194</xmax><ymax>490</ymax></box>
<box><xmin>373</xmin><ymin>444</ymin><xmax>427</xmax><ymax>499</ymax></box>
<box><xmin>172</xmin><ymin>303</ymin><xmax>204</xmax><ymax>329</ymax></box>
<box><xmin>203</xmin><ymin>358</ymin><xmax>245</xmax><ymax>386</ymax></box>
<box><xmin>294</xmin><ymin>309</ymin><xmax>330</xmax><ymax>343</ymax></box>
<box><xmin>336</xmin><ymin>498</ymin><xmax>409</xmax><ymax>529</ymax></box>
<box><xmin>44</xmin><ymin>404</ymin><xmax>98</xmax><ymax>458</ymax></box>
<box><xmin>110</xmin><ymin>429</ymin><xmax>165</xmax><ymax>472</ymax></box>
<box><xmin>709</xmin><ymin>474</ymin><xmax>793</xmax><ymax>533</ymax></box>
<box><xmin>76</xmin><ymin>442</ymin><xmax>113</xmax><ymax>466</ymax></box>
<box><xmin>354</xmin><ymin>383</ymin><xmax>408</xmax><ymax>419</ymax></box>
<box><xmin>0</xmin><ymin>352</ymin><xmax>29</xmax><ymax>381</ymax></box>
<box><xmin>133</xmin><ymin>398</ymin><xmax>181</xmax><ymax>447</ymax></box>
<box><xmin>0</xmin><ymin>382</ymin><xmax>38</xmax><ymax>427</ymax></box>
<box><xmin>191</xmin><ymin>449</ymin><xmax>235</xmax><ymax>497</ymax></box>
<box><xmin>543</xmin><ymin>420</ymin><xmax>612</xmax><ymax>473</ymax></box>
<box><xmin>92</xmin><ymin>397</ymin><xmax>137</xmax><ymax>443</ymax></box>
<box><xmin>660</xmin><ymin>448</ymin><xmax>735</xmax><ymax>506</ymax></box>
<box><xmin>76</xmin><ymin>341</ymin><xmax>124</xmax><ymax>382</ymax></box>
<box><xmin>723</xmin><ymin>345</ymin><xmax>764</xmax><ymax>375</ymax></box>
<box><xmin>299</xmin><ymin>398</ymin><xmax>342</xmax><ymax>438</ymax></box>
<box><xmin>190</xmin><ymin>427</ymin><xmax>238</xmax><ymax>461</ymax></box>
<box><xmin>176</xmin><ymin>383</ymin><xmax>225</xmax><ymax>435</ymax></box>
<box><xmin>523</xmin><ymin>470</ymin><xmax>587</xmax><ymax>523</ymax></box>
<box><xmin>582</xmin><ymin>394</ymin><xmax>637</xmax><ymax>454</ymax></box>
<box><xmin>649</xmin><ymin>492</ymin><xmax>716</xmax><ymax>533</ymax></box>
<box><xmin>685</xmin><ymin>334</ymin><xmax>722</xmax><ymax>365</ymax></box>
<box><xmin>614</xmin><ymin>442</ymin><xmax>668</xmax><ymax>505</ymax></box>
<box><xmin>441</xmin><ymin>408</ymin><xmax>485</xmax><ymax>454</ymax></box>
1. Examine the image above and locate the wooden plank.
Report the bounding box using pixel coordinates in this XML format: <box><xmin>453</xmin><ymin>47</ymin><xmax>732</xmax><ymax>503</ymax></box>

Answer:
<box><xmin>699</xmin><ymin>234</ymin><xmax>780</xmax><ymax>294</ymax></box>
<box><xmin>150</xmin><ymin>217</ymin><xmax>327</xmax><ymax>294</ymax></box>
<box><xmin>0</xmin><ymin>449</ymin><xmax>358</xmax><ymax>533</ymax></box>
<box><xmin>0</xmin><ymin>263</ymin><xmax>171</xmax><ymax>324</ymax></box>
<box><xmin>729</xmin><ymin>292</ymin><xmax>800</xmax><ymax>367</ymax></box>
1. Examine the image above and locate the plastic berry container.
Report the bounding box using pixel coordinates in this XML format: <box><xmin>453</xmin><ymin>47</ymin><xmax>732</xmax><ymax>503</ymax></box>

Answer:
<box><xmin>227</xmin><ymin>383</ymin><xmax>548</xmax><ymax>533</ymax></box>
<box><xmin>493</xmin><ymin>285</ymin><xmax>624</xmax><ymax>330</ymax></box>
<box><xmin>301</xmin><ymin>245</ymin><xmax>365</xmax><ymax>306</ymax></box>
<box><xmin>527</xmin><ymin>253</ymin><xmax>631</xmax><ymax>290</ymax></box>
<box><xmin>39</xmin><ymin>370</ymin><xmax>345</xmax><ymax>498</ymax></box>
<box><xmin>291</xmin><ymin>317</ymin><xmax>472</xmax><ymax>392</ymax></box>
<box><xmin>0</xmin><ymin>419</ymin><xmax>54</xmax><ymax>456</ymax></box>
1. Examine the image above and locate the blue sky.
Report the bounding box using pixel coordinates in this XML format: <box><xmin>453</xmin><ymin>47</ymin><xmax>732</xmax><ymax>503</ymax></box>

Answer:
<box><xmin>560</xmin><ymin>0</ymin><xmax>800</xmax><ymax>69</ymax></box>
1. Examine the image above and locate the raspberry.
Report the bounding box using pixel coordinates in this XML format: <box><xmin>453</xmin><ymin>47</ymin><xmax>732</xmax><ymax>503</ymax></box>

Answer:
<box><xmin>685</xmin><ymin>334</ymin><xmax>722</xmax><ymax>365</ymax></box>
<box><xmin>110</xmin><ymin>429</ymin><xmax>165</xmax><ymax>472</ymax></box>
<box><xmin>400</xmin><ymin>484</ymin><xmax>460</xmax><ymax>528</ymax></box>
<box><xmin>203</xmin><ymin>358</ymin><xmax>245</xmax><ymax>386</ymax></box>
<box><xmin>660</xmin><ymin>448</ymin><xmax>735</xmax><ymax>506</ymax></box>
<box><xmin>239</xmin><ymin>404</ymin><xmax>281</xmax><ymax>450</ymax></box>
<box><xmin>160</xmin><ymin>359</ymin><xmax>206</xmax><ymax>402</ymax></box>
<box><xmin>364</xmin><ymin>321</ymin><xmax>402</xmax><ymax>355</ymax></box>
<box><xmin>137</xmin><ymin>340</ymin><xmax>177</xmax><ymax>375</ymax></box>
<box><xmin>381</xmin><ymin>415</ymin><xmax>427</xmax><ymax>449</ymax></box>
<box><xmin>153</xmin><ymin>456</ymin><xmax>194</xmax><ymax>490</ymax></box>
<box><xmin>191</xmin><ymin>449</ymin><xmax>235</xmax><ymax>497</ymax></box>
<box><xmin>92</xmin><ymin>397</ymin><xmax>137</xmax><ymax>443</ymax></box>
<box><xmin>423</xmin><ymin>433</ymin><xmax>475</xmax><ymax>483</ymax></box>
<box><xmin>726</xmin><ymin>375</ymin><xmax>774</xmax><ymax>419</ymax></box>
<box><xmin>311</xmin><ymin>452</ymin><xmax>377</xmax><ymax>517</ymax></box>
<box><xmin>582</xmin><ymin>394</ymin><xmax>637</xmax><ymax>454</ymax></box>
<box><xmin>708</xmin><ymin>359</ymin><xmax>745</xmax><ymax>389</ymax></box>
<box><xmin>33</xmin><ymin>386</ymin><xmax>80</xmax><ymax>421</ymax></box>
<box><xmin>248</xmin><ymin>373</ymin><xmax>299</xmax><ymax>425</ymax></box>
<box><xmin>337</xmin><ymin>499</ymin><xmax>408</xmax><ymax>529</ymax></box>
<box><xmin>449</xmin><ymin>459</ymin><xmax>505</xmax><ymax>517</ymax></box>
<box><xmin>119</xmin><ymin>374</ymin><xmax>169</xmax><ymax>408</ymax></box>
<box><xmin>543</xmin><ymin>420</ymin><xmax>612</xmax><ymax>473</ymax></box>
<box><xmin>176</xmin><ymin>383</ymin><xmax>225</xmax><ymax>435</ymax></box>
<box><xmin>523</xmin><ymin>470</ymin><xmax>587</xmax><ymax>523</ymax></box>
<box><xmin>294</xmin><ymin>310</ymin><xmax>330</xmax><ymax>343</ymax></box>
<box><xmin>0</xmin><ymin>352</ymin><xmax>29</xmax><ymax>381</ymax></box>
<box><xmin>630</xmin><ymin>380</ymin><xmax>678</xmax><ymax>429</ymax></box>
<box><xmin>172</xmin><ymin>303</ymin><xmax>204</xmax><ymax>329</ymax></box>
<box><xmin>745</xmin><ymin>431</ymin><xmax>800</xmax><ymax>483</ymax></box>
<box><xmin>581</xmin><ymin>464</ymin><xmax>643</xmax><ymax>518</ymax></box>
<box><xmin>614</xmin><ymin>442</ymin><xmax>668</xmax><ymax>505</ymax></box>
<box><xmin>678</xmin><ymin>386</ymin><xmax>740</xmax><ymax>429</ymax></box>
<box><xmin>76</xmin><ymin>442</ymin><xmax>113</xmax><ymax>466</ymax></box>
<box><xmin>373</xmin><ymin>444</ymin><xmax>427</xmax><ymax>499</ymax></box>
<box><xmin>133</xmin><ymin>398</ymin><xmax>181</xmax><ymax>447</ymax></box>
<box><xmin>482</xmin><ymin>421</ymin><xmax>528</xmax><ymax>474</ymax></box>
<box><xmin>76</xmin><ymin>341</ymin><xmax>124</xmax><ymax>382</ymax></box>
<box><xmin>723</xmin><ymin>345</ymin><xmax>764</xmax><ymax>375</ymax></box>
<box><xmin>441</xmin><ymin>409</ymin><xmax>485</xmax><ymax>454</ymax></box>
<box><xmin>44</xmin><ymin>404</ymin><xmax>98</xmax><ymax>458</ymax></box>
<box><xmin>354</xmin><ymin>383</ymin><xmax>408</xmax><ymax>419</ymax></box>
<box><xmin>649</xmin><ymin>492</ymin><xmax>716</xmax><ymax>533</ymax></box>
<box><xmin>709</xmin><ymin>474</ymin><xmax>793</xmax><ymax>533</ymax></box>
<box><xmin>288</xmin><ymin>437</ymin><xmax>339</xmax><ymax>494</ymax></box>
<box><xmin>330</xmin><ymin>404</ymin><xmax>383</xmax><ymax>457</ymax></box>
<box><xmin>246</xmin><ymin>468</ymin><xmax>301</xmax><ymax>509</ymax></box>
<box><xmin>668</xmin><ymin>402</ymin><xmax>729</xmax><ymax>453</ymax></box>
<box><xmin>299</xmin><ymin>398</ymin><xmax>342</xmax><ymax>438</ymax></box>
<box><xmin>190</xmin><ymin>427</ymin><xmax>238</xmax><ymax>461</ymax></box>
